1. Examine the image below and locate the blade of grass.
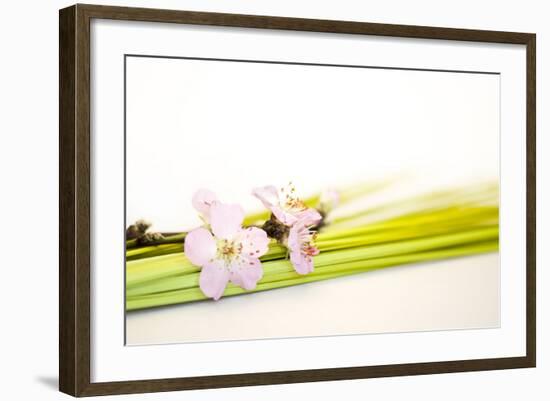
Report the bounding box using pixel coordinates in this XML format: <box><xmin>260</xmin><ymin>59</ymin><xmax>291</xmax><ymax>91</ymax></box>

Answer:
<box><xmin>126</xmin><ymin>240</ymin><xmax>497</xmax><ymax>311</ymax></box>
<box><xmin>127</xmin><ymin>225</ymin><xmax>498</xmax><ymax>293</ymax></box>
<box><xmin>327</xmin><ymin>185</ymin><xmax>497</xmax><ymax>230</ymax></box>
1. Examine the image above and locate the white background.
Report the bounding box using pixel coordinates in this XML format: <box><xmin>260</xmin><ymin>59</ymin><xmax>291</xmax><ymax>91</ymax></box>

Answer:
<box><xmin>0</xmin><ymin>0</ymin><xmax>547</xmax><ymax>400</ymax></box>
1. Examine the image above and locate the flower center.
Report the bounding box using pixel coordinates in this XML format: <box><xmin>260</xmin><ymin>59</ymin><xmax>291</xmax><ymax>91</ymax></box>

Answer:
<box><xmin>216</xmin><ymin>239</ymin><xmax>242</xmax><ymax>263</ymax></box>
<box><xmin>281</xmin><ymin>182</ymin><xmax>306</xmax><ymax>212</ymax></box>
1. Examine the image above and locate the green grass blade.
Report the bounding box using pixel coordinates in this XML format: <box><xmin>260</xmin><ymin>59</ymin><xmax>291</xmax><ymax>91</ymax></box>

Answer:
<box><xmin>126</xmin><ymin>240</ymin><xmax>497</xmax><ymax>311</ymax></box>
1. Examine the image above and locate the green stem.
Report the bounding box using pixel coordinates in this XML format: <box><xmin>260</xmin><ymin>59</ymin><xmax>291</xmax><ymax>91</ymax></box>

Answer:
<box><xmin>126</xmin><ymin>240</ymin><xmax>497</xmax><ymax>311</ymax></box>
<box><xmin>328</xmin><ymin>188</ymin><xmax>497</xmax><ymax>230</ymax></box>
<box><xmin>126</xmin><ymin>225</ymin><xmax>498</xmax><ymax>295</ymax></box>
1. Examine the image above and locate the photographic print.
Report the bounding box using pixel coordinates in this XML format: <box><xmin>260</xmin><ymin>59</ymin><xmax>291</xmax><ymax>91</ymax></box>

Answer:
<box><xmin>60</xmin><ymin>5</ymin><xmax>535</xmax><ymax>395</ymax></box>
<box><xmin>124</xmin><ymin>55</ymin><xmax>500</xmax><ymax>345</ymax></box>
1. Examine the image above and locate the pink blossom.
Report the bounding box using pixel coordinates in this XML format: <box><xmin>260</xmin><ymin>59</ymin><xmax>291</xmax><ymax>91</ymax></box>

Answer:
<box><xmin>184</xmin><ymin>202</ymin><xmax>269</xmax><ymax>300</ymax></box>
<box><xmin>287</xmin><ymin>221</ymin><xmax>320</xmax><ymax>275</ymax></box>
<box><xmin>192</xmin><ymin>189</ymin><xmax>218</xmax><ymax>223</ymax></box>
<box><xmin>253</xmin><ymin>183</ymin><xmax>322</xmax><ymax>274</ymax></box>
<box><xmin>252</xmin><ymin>184</ymin><xmax>322</xmax><ymax>227</ymax></box>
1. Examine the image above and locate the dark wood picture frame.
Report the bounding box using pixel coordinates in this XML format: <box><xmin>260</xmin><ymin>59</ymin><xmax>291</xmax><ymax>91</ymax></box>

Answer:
<box><xmin>59</xmin><ymin>3</ymin><xmax>536</xmax><ymax>397</ymax></box>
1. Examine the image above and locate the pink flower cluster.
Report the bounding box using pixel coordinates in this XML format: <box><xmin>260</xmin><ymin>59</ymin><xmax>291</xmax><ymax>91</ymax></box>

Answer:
<box><xmin>252</xmin><ymin>185</ymin><xmax>322</xmax><ymax>274</ymax></box>
<box><xmin>184</xmin><ymin>185</ymin><xmax>324</xmax><ymax>300</ymax></box>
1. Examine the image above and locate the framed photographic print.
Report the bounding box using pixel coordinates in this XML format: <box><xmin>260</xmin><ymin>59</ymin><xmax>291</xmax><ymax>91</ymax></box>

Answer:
<box><xmin>59</xmin><ymin>4</ymin><xmax>536</xmax><ymax>397</ymax></box>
